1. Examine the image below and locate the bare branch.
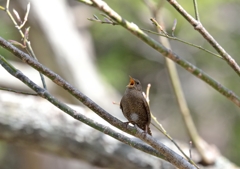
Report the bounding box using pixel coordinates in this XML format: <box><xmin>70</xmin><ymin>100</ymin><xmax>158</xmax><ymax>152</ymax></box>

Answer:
<box><xmin>0</xmin><ymin>47</ymin><xmax>196</xmax><ymax>169</ymax></box>
<box><xmin>167</xmin><ymin>0</ymin><xmax>240</xmax><ymax>76</ymax></box>
<box><xmin>77</xmin><ymin>0</ymin><xmax>240</xmax><ymax>108</ymax></box>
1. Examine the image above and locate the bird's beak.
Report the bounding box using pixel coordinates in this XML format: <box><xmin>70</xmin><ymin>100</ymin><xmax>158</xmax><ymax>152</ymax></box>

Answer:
<box><xmin>127</xmin><ymin>76</ymin><xmax>135</xmax><ymax>87</ymax></box>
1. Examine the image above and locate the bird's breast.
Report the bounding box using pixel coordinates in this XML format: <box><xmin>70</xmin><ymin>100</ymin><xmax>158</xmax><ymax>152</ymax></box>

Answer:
<box><xmin>129</xmin><ymin>113</ymin><xmax>139</xmax><ymax>122</ymax></box>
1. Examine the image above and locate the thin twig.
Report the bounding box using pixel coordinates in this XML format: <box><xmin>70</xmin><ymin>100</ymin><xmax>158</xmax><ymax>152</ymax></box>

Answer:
<box><xmin>189</xmin><ymin>141</ymin><xmax>193</xmax><ymax>159</ymax></box>
<box><xmin>1</xmin><ymin>0</ymin><xmax>47</xmax><ymax>89</ymax></box>
<box><xmin>145</xmin><ymin>17</ymin><xmax>222</xmax><ymax>59</ymax></box>
<box><xmin>167</xmin><ymin>0</ymin><xmax>240</xmax><ymax>77</ymax></box>
<box><xmin>141</xmin><ymin>28</ymin><xmax>222</xmax><ymax>59</ymax></box>
<box><xmin>6</xmin><ymin>0</ymin><xmax>9</xmax><ymax>9</ymax></box>
<box><xmin>88</xmin><ymin>14</ymin><xmax>118</xmax><ymax>25</ymax></box>
<box><xmin>193</xmin><ymin>0</ymin><xmax>200</xmax><ymax>21</ymax></box>
<box><xmin>0</xmin><ymin>87</ymin><xmax>37</xmax><ymax>96</ymax></box>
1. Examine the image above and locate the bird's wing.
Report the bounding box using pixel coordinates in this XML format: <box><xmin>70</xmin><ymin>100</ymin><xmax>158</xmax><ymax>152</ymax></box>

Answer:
<box><xmin>142</xmin><ymin>97</ymin><xmax>151</xmax><ymax>126</ymax></box>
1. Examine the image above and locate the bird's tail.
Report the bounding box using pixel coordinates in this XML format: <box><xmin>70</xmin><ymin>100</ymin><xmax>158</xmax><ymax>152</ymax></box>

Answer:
<box><xmin>147</xmin><ymin>126</ymin><xmax>152</xmax><ymax>136</ymax></box>
<box><xmin>142</xmin><ymin>125</ymin><xmax>152</xmax><ymax>136</ymax></box>
<box><xmin>137</xmin><ymin>124</ymin><xmax>152</xmax><ymax>136</ymax></box>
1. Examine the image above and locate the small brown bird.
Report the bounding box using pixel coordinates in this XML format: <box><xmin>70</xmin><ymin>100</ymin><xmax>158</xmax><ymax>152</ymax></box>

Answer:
<box><xmin>120</xmin><ymin>76</ymin><xmax>152</xmax><ymax>135</ymax></box>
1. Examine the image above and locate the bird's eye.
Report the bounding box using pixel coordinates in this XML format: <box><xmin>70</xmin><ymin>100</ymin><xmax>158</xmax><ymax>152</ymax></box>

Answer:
<box><xmin>136</xmin><ymin>81</ymin><xmax>139</xmax><ymax>85</ymax></box>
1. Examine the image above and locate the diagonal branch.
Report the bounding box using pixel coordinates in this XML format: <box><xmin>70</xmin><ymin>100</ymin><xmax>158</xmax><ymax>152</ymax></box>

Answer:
<box><xmin>76</xmin><ymin>0</ymin><xmax>240</xmax><ymax>108</ymax></box>
<box><xmin>167</xmin><ymin>0</ymin><xmax>240</xmax><ymax>76</ymax></box>
<box><xmin>0</xmin><ymin>90</ymin><xmax>173</xmax><ymax>169</ymax></box>
<box><xmin>0</xmin><ymin>47</ymin><xmax>195</xmax><ymax>169</ymax></box>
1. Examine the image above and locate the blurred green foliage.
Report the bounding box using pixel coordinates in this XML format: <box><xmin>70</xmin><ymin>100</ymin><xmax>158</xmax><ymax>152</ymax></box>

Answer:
<box><xmin>0</xmin><ymin>20</ymin><xmax>19</xmax><ymax>61</ymax></box>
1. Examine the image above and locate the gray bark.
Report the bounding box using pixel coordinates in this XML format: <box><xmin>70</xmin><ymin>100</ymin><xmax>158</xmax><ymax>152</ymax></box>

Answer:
<box><xmin>0</xmin><ymin>91</ymin><xmax>170</xmax><ymax>169</ymax></box>
<box><xmin>0</xmin><ymin>91</ymin><xmax>238</xmax><ymax>169</ymax></box>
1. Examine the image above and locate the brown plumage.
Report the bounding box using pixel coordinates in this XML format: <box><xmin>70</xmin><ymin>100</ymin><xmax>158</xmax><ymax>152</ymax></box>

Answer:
<box><xmin>120</xmin><ymin>76</ymin><xmax>152</xmax><ymax>135</ymax></box>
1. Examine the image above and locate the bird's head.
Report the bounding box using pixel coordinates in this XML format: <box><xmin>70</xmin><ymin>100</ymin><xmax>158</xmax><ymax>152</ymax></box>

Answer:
<box><xmin>127</xmin><ymin>76</ymin><xmax>142</xmax><ymax>91</ymax></box>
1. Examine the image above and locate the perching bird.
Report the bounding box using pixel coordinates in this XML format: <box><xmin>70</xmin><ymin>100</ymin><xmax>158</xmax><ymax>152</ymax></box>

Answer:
<box><xmin>120</xmin><ymin>76</ymin><xmax>152</xmax><ymax>135</ymax></box>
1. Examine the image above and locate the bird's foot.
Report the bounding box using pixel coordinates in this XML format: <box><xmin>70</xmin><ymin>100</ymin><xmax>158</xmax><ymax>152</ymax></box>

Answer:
<box><xmin>134</xmin><ymin>124</ymin><xmax>148</xmax><ymax>138</ymax></box>
<box><xmin>123</xmin><ymin>122</ymin><xmax>130</xmax><ymax>129</ymax></box>
<box><xmin>145</xmin><ymin>125</ymin><xmax>152</xmax><ymax>136</ymax></box>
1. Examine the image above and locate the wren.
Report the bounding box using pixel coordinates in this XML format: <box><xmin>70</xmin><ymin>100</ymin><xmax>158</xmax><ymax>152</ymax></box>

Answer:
<box><xmin>120</xmin><ymin>76</ymin><xmax>152</xmax><ymax>135</ymax></box>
